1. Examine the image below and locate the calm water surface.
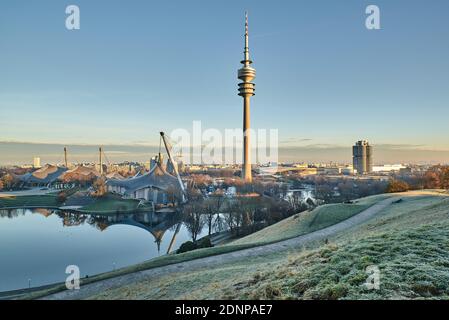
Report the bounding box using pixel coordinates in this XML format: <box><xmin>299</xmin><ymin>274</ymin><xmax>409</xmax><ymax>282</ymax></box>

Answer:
<box><xmin>0</xmin><ymin>208</ymin><xmax>207</xmax><ymax>292</ymax></box>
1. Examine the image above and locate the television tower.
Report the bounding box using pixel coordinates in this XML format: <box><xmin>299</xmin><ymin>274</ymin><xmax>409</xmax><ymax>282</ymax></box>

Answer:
<box><xmin>238</xmin><ymin>12</ymin><xmax>256</xmax><ymax>183</ymax></box>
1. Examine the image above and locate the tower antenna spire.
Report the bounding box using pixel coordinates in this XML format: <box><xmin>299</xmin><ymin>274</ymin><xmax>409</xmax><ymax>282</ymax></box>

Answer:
<box><xmin>244</xmin><ymin>11</ymin><xmax>250</xmax><ymax>66</ymax></box>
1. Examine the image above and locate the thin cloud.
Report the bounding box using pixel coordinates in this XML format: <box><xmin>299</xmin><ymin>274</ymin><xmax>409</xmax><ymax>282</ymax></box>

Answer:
<box><xmin>375</xmin><ymin>144</ymin><xmax>427</xmax><ymax>150</ymax></box>
<box><xmin>280</xmin><ymin>138</ymin><xmax>313</xmax><ymax>144</ymax></box>
<box><xmin>301</xmin><ymin>144</ymin><xmax>345</xmax><ymax>149</ymax></box>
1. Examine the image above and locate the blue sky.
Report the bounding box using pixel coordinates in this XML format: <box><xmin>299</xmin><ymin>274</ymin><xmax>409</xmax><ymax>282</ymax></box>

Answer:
<box><xmin>1</xmin><ymin>0</ymin><xmax>449</xmax><ymax>163</ymax></box>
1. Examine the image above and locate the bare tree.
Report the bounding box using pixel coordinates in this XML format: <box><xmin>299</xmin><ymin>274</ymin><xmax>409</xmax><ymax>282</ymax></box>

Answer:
<box><xmin>224</xmin><ymin>199</ymin><xmax>242</xmax><ymax>235</ymax></box>
<box><xmin>203</xmin><ymin>195</ymin><xmax>225</xmax><ymax>235</ymax></box>
<box><xmin>182</xmin><ymin>202</ymin><xmax>206</xmax><ymax>242</ymax></box>
<box><xmin>166</xmin><ymin>185</ymin><xmax>178</xmax><ymax>206</ymax></box>
<box><xmin>91</xmin><ymin>177</ymin><xmax>107</xmax><ymax>198</ymax></box>
<box><xmin>1</xmin><ymin>174</ymin><xmax>14</xmax><ymax>190</ymax></box>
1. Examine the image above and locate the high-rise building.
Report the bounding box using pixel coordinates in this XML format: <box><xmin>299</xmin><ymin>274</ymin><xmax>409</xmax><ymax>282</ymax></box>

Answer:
<box><xmin>352</xmin><ymin>140</ymin><xmax>373</xmax><ymax>174</ymax></box>
<box><xmin>33</xmin><ymin>157</ymin><xmax>41</xmax><ymax>168</ymax></box>
<box><xmin>238</xmin><ymin>12</ymin><xmax>256</xmax><ymax>183</ymax></box>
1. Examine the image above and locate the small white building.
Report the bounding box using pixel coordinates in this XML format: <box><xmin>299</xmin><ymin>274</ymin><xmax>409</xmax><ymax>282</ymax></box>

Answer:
<box><xmin>372</xmin><ymin>164</ymin><xmax>406</xmax><ymax>173</ymax></box>
<box><xmin>33</xmin><ymin>157</ymin><xmax>41</xmax><ymax>168</ymax></box>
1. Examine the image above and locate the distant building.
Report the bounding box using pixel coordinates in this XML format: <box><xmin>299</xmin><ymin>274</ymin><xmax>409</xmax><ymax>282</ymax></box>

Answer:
<box><xmin>318</xmin><ymin>167</ymin><xmax>340</xmax><ymax>175</ymax></box>
<box><xmin>352</xmin><ymin>140</ymin><xmax>373</xmax><ymax>175</ymax></box>
<box><xmin>372</xmin><ymin>164</ymin><xmax>406</xmax><ymax>173</ymax></box>
<box><xmin>340</xmin><ymin>166</ymin><xmax>354</xmax><ymax>175</ymax></box>
<box><xmin>399</xmin><ymin>167</ymin><xmax>412</xmax><ymax>174</ymax></box>
<box><xmin>33</xmin><ymin>157</ymin><xmax>41</xmax><ymax>168</ymax></box>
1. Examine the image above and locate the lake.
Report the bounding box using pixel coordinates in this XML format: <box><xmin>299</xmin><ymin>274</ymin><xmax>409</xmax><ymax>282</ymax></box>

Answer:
<box><xmin>0</xmin><ymin>208</ymin><xmax>208</xmax><ymax>292</ymax></box>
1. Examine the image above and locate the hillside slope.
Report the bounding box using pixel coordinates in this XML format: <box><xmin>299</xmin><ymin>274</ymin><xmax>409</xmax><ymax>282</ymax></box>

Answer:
<box><xmin>88</xmin><ymin>190</ymin><xmax>449</xmax><ymax>300</ymax></box>
<box><xmin>230</xmin><ymin>193</ymin><xmax>390</xmax><ymax>246</ymax></box>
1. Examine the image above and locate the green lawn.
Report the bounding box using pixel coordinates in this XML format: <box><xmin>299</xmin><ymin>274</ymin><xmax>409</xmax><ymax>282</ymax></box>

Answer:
<box><xmin>0</xmin><ymin>195</ymin><xmax>59</xmax><ymax>209</ymax></box>
<box><xmin>77</xmin><ymin>194</ymin><xmax>152</xmax><ymax>214</ymax></box>
<box><xmin>0</xmin><ymin>190</ymin><xmax>151</xmax><ymax>214</ymax></box>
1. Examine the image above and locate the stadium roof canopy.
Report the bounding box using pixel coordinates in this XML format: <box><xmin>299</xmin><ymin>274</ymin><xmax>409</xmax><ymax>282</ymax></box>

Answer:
<box><xmin>106</xmin><ymin>162</ymin><xmax>181</xmax><ymax>198</ymax></box>
<box><xmin>18</xmin><ymin>165</ymin><xmax>67</xmax><ymax>185</ymax></box>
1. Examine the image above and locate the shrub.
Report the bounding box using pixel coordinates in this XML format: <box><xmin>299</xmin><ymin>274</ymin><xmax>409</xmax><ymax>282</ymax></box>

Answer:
<box><xmin>176</xmin><ymin>237</ymin><xmax>213</xmax><ymax>254</ymax></box>
<box><xmin>177</xmin><ymin>241</ymin><xmax>196</xmax><ymax>254</ymax></box>
<box><xmin>197</xmin><ymin>237</ymin><xmax>212</xmax><ymax>249</ymax></box>
<box><xmin>386</xmin><ymin>179</ymin><xmax>410</xmax><ymax>193</ymax></box>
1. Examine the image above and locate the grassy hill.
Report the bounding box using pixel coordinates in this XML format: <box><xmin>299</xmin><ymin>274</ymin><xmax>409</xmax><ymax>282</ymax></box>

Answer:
<box><xmin>231</xmin><ymin>193</ymin><xmax>390</xmax><ymax>246</ymax></box>
<box><xmin>88</xmin><ymin>190</ymin><xmax>449</xmax><ymax>300</ymax></box>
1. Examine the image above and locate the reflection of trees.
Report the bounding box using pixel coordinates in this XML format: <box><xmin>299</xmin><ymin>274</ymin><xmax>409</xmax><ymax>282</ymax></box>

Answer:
<box><xmin>181</xmin><ymin>203</ymin><xmax>206</xmax><ymax>242</ymax></box>
<box><xmin>223</xmin><ymin>198</ymin><xmax>260</xmax><ymax>236</ymax></box>
<box><xmin>213</xmin><ymin>214</ymin><xmax>226</xmax><ymax>233</ymax></box>
<box><xmin>56</xmin><ymin>211</ymin><xmax>88</xmax><ymax>227</ymax></box>
<box><xmin>224</xmin><ymin>200</ymin><xmax>243</xmax><ymax>235</ymax></box>
<box><xmin>0</xmin><ymin>209</ymin><xmax>26</xmax><ymax>219</ymax></box>
<box><xmin>221</xmin><ymin>196</ymin><xmax>297</xmax><ymax>237</ymax></box>
<box><xmin>203</xmin><ymin>196</ymin><xmax>225</xmax><ymax>236</ymax></box>
<box><xmin>87</xmin><ymin>215</ymin><xmax>111</xmax><ymax>231</ymax></box>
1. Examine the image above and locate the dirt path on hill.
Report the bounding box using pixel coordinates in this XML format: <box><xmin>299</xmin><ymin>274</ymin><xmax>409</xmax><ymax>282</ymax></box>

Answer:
<box><xmin>40</xmin><ymin>196</ymin><xmax>399</xmax><ymax>300</ymax></box>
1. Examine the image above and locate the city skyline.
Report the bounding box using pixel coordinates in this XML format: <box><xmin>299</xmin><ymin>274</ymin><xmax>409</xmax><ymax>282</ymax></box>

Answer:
<box><xmin>1</xmin><ymin>0</ymin><xmax>449</xmax><ymax>163</ymax></box>
<box><xmin>2</xmin><ymin>141</ymin><xmax>449</xmax><ymax>166</ymax></box>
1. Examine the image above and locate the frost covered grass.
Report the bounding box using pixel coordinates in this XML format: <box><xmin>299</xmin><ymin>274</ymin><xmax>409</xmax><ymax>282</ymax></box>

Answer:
<box><xmin>233</xmin><ymin>222</ymin><xmax>449</xmax><ymax>300</ymax></box>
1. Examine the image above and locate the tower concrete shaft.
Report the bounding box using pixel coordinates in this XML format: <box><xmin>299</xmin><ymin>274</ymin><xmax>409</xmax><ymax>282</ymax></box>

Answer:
<box><xmin>238</xmin><ymin>12</ymin><xmax>256</xmax><ymax>183</ymax></box>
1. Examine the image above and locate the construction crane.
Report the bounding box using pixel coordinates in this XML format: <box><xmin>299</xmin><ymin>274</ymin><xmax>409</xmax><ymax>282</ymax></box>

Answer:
<box><xmin>160</xmin><ymin>132</ymin><xmax>187</xmax><ymax>203</ymax></box>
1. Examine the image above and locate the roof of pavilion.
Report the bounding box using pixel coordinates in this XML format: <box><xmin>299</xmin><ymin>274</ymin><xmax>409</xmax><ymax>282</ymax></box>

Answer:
<box><xmin>59</xmin><ymin>165</ymin><xmax>100</xmax><ymax>182</ymax></box>
<box><xmin>18</xmin><ymin>165</ymin><xmax>67</xmax><ymax>184</ymax></box>
<box><xmin>106</xmin><ymin>162</ymin><xmax>182</xmax><ymax>198</ymax></box>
